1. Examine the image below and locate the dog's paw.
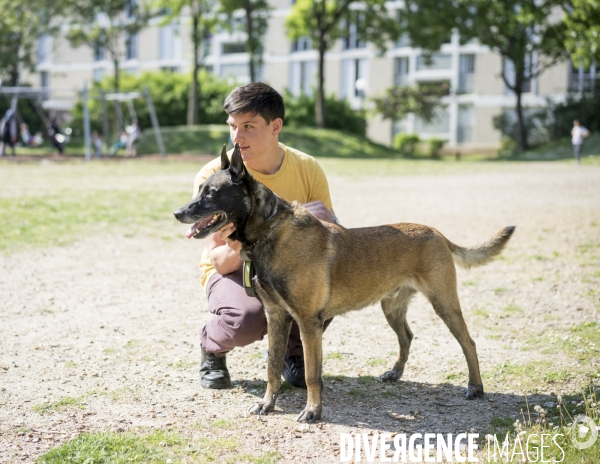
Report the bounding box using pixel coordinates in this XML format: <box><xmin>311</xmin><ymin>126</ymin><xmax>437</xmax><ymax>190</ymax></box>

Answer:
<box><xmin>296</xmin><ymin>406</ymin><xmax>322</xmax><ymax>423</ymax></box>
<box><xmin>380</xmin><ymin>370</ymin><xmax>400</xmax><ymax>382</ymax></box>
<box><xmin>248</xmin><ymin>401</ymin><xmax>273</xmax><ymax>416</ymax></box>
<box><xmin>465</xmin><ymin>384</ymin><xmax>484</xmax><ymax>399</ymax></box>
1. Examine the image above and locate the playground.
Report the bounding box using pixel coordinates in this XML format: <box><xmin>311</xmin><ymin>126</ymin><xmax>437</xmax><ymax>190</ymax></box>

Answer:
<box><xmin>0</xmin><ymin>157</ymin><xmax>599</xmax><ymax>462</ymax></box>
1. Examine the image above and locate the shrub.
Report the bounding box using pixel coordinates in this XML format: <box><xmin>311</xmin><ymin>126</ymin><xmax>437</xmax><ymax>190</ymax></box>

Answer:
<box><xmin>496</xmin><ymin>136</ymin><xmax>518</xmax><ymax>159</ymax></box>
<box><xmin>427</xmin><ymin>138</ymin><xmax>445</xmax><ymax>159</ymax></box>
<box><xmin>393</xmin><ymin>133</ymin><xmax>420</xmax><ymax>156</ymax></box>
<box><xmin>283</xmin><ymin>91</ymin><xmax>366</xmax><ymax>136</ymax></box>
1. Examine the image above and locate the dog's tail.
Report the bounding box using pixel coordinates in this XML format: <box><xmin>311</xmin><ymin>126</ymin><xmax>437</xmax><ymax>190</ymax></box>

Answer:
<box><xmin>444</xmin><ymin>226</ymin><xmax>516</xmax><ymax>270</ymax></box>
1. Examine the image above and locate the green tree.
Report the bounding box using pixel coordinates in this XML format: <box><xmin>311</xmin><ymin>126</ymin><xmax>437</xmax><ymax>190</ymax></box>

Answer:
<box><xmin>402</xmin><ymin>0</ymin><xmax>567</xmax><ymax>151</ymax></box>
<box><xmin>67</xmin><ymin>0</ymin><xmax>154</xmax><ymax>92</ymax></box>
<box><xmin>286</xmin><ymin>0</ymin><xmax>401</xmax><ymax>128</ymax></box>
<box><xmin>372</xmin><ymin>82</ymin><xmax>449</xmax><ymax>124</ymax></box>
<box><xmin>156</xmin><ymin>0</ymin><xmax>217</xmax><ymax>125</ymax></box>
<box><xmin>0</xmin><ymin>0</ymin><xmax>66</xmax><ymax>85</ymax></box>
<box><xmin>218</xmin><ymin>0</ymin><xmax>271</xmax><ymax>83</ymax></box>
<box><xmin>563</xmin><ymin>0</ymin><xmax>600</xmax><ymax>70</ymax></box>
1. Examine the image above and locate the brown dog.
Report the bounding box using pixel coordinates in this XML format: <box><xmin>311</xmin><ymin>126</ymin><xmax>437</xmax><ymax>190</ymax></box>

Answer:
<box><xmin>174</xmin><ymin>144</ymin><xmax>515</xmax><ymax>422</ymax></box>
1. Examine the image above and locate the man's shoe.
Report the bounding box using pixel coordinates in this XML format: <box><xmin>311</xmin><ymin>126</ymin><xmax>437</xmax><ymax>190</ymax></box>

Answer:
<box><xmin>282</xmin><ymin>354</ymin><xmax>307</xmax><ymax>389</ymax></box>
<box><xmin>200</xmin><ymin>346</ymin><xmax>232</xmax><ymax>389</ymax></box>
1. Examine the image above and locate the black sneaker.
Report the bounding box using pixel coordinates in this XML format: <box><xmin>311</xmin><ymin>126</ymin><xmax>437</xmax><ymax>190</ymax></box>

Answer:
<box><xmin>199</xmin><ymin>346</ymin><xmax>232</xmax><ymax>389</ymax></box>
<box><xmin>282</xmin><ymin>354</ymin><xmax>307</xmax><ymax>389</ymax></box>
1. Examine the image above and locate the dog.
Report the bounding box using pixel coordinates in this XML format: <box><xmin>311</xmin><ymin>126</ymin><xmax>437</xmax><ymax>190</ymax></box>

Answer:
<box><xmin>174</xmin><ymin>143</ymin><xmax>515</xmax><ymax>423</ymax></box>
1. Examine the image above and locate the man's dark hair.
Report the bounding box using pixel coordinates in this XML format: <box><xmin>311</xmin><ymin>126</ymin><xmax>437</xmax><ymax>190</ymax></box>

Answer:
<box><xmin>223</xmin><ymin>82</ymin><xmax>285</xmax><ymax>124</ymax></box>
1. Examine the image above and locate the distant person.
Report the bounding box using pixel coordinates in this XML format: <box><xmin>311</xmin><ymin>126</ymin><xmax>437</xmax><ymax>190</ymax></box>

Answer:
<box><xmin>1</xmin><ymin>109</ymin><xmax>18</xmax><ymax>156</ymax></box>
<box><xmin>47</xmin><ymin>118</ymin><xmax>65</xmax><ymax>156</ymax></box>
<box><xmin>571</xmin><ymin>120</ymin><xmax>589</xmax><ymax>166</ymax></box>
<box><xmin>92</xmin><ymin>130</ymin><xmax>103</xmax><ymax>158</ymax></box>
<box><xmin>110</xmin><ymin>131</ymin><xmax>128</xmax><ymax>156</ymax></box>
<box><xmin>125</xmin><ymin>120</ymin><xmax>142</xmax><ymax>157</ymax></box>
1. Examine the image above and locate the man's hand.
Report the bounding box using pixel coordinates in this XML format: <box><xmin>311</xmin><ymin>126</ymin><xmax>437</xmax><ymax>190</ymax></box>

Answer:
<box><xmin>303</xmin><ymin>201</ymin><xmax>337</xmax><ymax>223</ymax></box>
<box><xmin>217</xmin><ymin>222</ymin><xmax>243</xmax><ymax>254</ymax></box>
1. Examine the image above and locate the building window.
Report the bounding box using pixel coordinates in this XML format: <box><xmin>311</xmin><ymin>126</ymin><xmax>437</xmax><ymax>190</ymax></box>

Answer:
<box><xmin>126</xmin><ymin>33</ymin><xmax>138</xmax><ymax>60</ymax></box>
<box><xmin>159</xmin><ymin>23</ymin><xmax>181</xmax><ymax>60</ymax></box>
<box><xmin>416</xmin><ymin>53</ymin><xmax>452</xmax><ymax>71</ymax></box>
<box><xmin>222</xmin><ymin>42</ymin><xmax>246</xmax><ymax>55</ymax></box>
<box><xmin>289</xmin><ymin>60</ymin><xmax>315</xmax><ymax>96</ymax></box>
<box><xmin>291</xmin><ymin>37</ymin><xmax>311</xmax><ymax>52</ymax></box>
<box><xmin>457</xmin><ymin>105</ymin><xmax>473</xmax><ymax>143</ymax></box>
<box><xmin>93</xmin><ymin>68</ymin><xmax>105</xmax><ymax>82</ymax></box>
<box><xmin>458</xmin><ymin>54</ymin><xmax>475</xmax><ymax>94</ymax></box>
<box><xmin>94</xmin><ymin>40</ymin><xmax>106</xmax><ymax>61</ymax></box>
<box><xmin>40</xmin><ymin>71</ymin><xmax>50</xmax><ymax>88</ymax></box>
<box><xmin>125</xmin><ymin>0</ymin><xmax>138</xmax><ymax>18</ymax></box>
<box><xmin>415</xmin><ymin>108</ymin><xmax>450</xmax><ymax>134</ymax></box>
<box><xmin>38</xmin><ymin>35</ymin><xmax>51</xmax><ymax>64</ymax></box>
<box><xmin>341</xmin><ymin>58</ymin><xmax>368</xmax><ymax>99</ymax></box>
<box><xmin>220</xmin><ymin>63</ymin><xmax>250</xmax><ymax>80</ymax></box>
<box><xmin>503</xmin><ymin>55</ymin><xmax>533</xmax><ymax>94</ymax></box>
<box><xmin>568</xmin><ymin>60</ymin><xmax>598</xmax><ymax>93</ymax></box>
<box><xmin>342</xmin><ymin>14</ymin><xmax>366</xmax><ymax>50</ymax></box>
<box><xmin>394</xmin><ymin>57</ymin><xmax>409</xmax><ymax>86</ymax></box>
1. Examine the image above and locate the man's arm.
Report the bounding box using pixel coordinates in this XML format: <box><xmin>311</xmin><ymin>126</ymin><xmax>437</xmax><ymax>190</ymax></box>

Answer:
<box><xmin>303</xmin><ymin>201</ymin><xmax>337</xmax><ymax>224</ymax></box>
<box><xmin>206</xmin><ymin>223</ymin><xmax>243</xmax><ymax>275</ymax></box>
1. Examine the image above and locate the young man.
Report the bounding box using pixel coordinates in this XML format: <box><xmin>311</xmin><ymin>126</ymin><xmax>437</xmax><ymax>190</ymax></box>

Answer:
<box><xmin>193</xmin><ymin>83</ymin><xmax>337</xmax><ymax>389</ymax></box>
<box><xmin>571</xmin><ymin>119</ymin><xmax>589</xmax><ymax>166</ymax></box>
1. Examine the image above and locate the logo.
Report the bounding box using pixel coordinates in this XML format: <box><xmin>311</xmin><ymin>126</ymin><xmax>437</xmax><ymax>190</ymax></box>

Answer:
<box><xmin>571</xmin><ymin>415</ymin><xmax>598</xmax><ymax>450</ymax></box>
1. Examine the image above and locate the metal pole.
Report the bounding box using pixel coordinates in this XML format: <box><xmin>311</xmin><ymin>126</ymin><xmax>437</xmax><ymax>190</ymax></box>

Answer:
<box><xmin>100</xmin><ymin>89</ymin><xmax>110</xmax><ymax>149</ymax></box>
<box><xmin>82</xmin><ymin>82</ymin><xmax>92</xmax><ymax>161</ymax></box>
<box><xmin>143</xmin><ymin>86</ymin><xmax>166</xmax><ymax>157</ymax></box>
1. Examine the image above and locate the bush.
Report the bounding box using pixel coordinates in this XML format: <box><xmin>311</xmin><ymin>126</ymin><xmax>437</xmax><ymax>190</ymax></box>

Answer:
<box><xmin>492</xmin><ymin>109</ymin><xmax>550</xmax><ymax>148</ymax></box>
<box><xmin>496</xmin><ymin>136</ymin><xmax>518</xmax><ymax>159</ymax></box>
<box><xmin>70</xmin><ymin>70</ymin><xmax>234</xmax><ymax>139</ymax></box>
<box><xmin>427</xmin><ymin>138</ymin><xmax>445</xmax><ymax>159</ymax></box>
<box><xmin>393</xmin><ymin>133</ymin><xmax>420</xmax><ymax>156</ymax></box>
<box><xmin>548</xmin><ymin>93</ymin><xmax>600</xmax><ymax>141</ymax></box>
<box><xmin>283</xmin><ymin>91</ymin><xmax>366</xmax><ymax>136</ymax></box>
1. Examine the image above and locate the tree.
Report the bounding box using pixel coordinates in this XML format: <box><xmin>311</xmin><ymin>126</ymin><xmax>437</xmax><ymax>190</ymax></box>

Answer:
<box><xmin>67</xmin><ymin>0</ymin><xmax>153</xmax><ymax>92</ymax></box>
<box><xmin>0</xmin><ymin>0</ymin><xmax>66</xmax><ymax>86</ymax></box>
<box><xmin>218</xmin><ymin>0</ymin><xmax>271</xmax><ymax>83</ymax></box>
<box><xmin>562</xmin><ymin>0</ymin><xmax>600</xmax><ymax>71</ymax></box>
<box><xmin>156</xmin><ymin>0</ymin><xmax>217</xmax><ymax>125</ymax></box>
<box><xmin>286</xmin><ymin>0</ymin><xmax>401</xmax><ymax>128</ymax></box>
<box><xmin>372</xmin><ymin>82</ymin><xmax>449</xmax><ymax>123</ymax></box>
<box><xmin>401</xmin><ymin>0</ymin><xmax>567</xmax><ymax>152</ymax></box>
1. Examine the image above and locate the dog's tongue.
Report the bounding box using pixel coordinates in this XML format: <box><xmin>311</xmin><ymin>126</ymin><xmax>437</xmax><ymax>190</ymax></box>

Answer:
<box><xmin>185</xmin><ymin>215</ymin><xmax>215</xmax><ymax>239</ymax></box>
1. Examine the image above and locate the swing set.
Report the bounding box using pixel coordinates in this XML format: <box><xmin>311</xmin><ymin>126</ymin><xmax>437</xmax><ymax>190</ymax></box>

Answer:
<box><xmin>0</xmin><ymin>82</ymin><xmax>166</xmax><ymax>159</ymax></box>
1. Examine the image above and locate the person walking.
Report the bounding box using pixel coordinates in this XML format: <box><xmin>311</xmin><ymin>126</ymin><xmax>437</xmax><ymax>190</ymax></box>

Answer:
<box><xmin>571</xmin><ymin>120</ymin><xmax>589</xmax><ymax>166</ymax></box>
<box><xmin>0</xmin><ymin>109</ymin><xmax>18</xmax><ymax>156</ymax></box>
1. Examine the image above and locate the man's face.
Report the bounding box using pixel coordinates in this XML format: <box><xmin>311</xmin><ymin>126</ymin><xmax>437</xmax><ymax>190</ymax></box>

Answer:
<box><xmin>226</xmin><ymin>112</ymin><xmax>281</xmax><ymax>161</ymax></box>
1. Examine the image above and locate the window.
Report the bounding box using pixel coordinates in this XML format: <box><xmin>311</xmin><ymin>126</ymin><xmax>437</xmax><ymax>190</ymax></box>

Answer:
<box><xmin>342</xmin><ymin>14</ymin><xmax>366</xmax><ymax>50</ymax></box>
<box><xmin>93</xmin><ymin>68</ymin><xmax>105</xmax><ymax>82</ymax></box>
<box><xmin>222</xmin><ymin>42</ymin><xmax>246</xmax><ymax>55</ymax></box>
<box><xmin>394</xmin><ymin>57</ymin><xmax>409</xmax><ymax>86</ymax></box>
<box><xmin>159</xmin><ymin>23</ymin><xmax>181</xmax><ymax>60</ymax></box>
<box><xmin>416</xmin><ymin>54</ymin><xmax>452</xmax><ymax>71</ymax></box>
<box><xmin>289</xmin><ymin>60</ymin><xmax>316</xmax><ymax>96</ymax></box>
<box><xmin>458</xmin><ymin>54</ymin><xmax>475</xmax><ymax>94</ymax></box>
<box><xmin>341</xmin><ymin>58</ymin><xmax>368</xmax><ymax>99</ymax></box>
<box><xmin>94</xmin><ymin>40</ymin><xmax>106</xmax><ymax>61</ymax></box>
<box><xmin>38</xmin><ymin>35</ymin><xmax>50</xmax><ymax>64</ymax></box>
<box><xmin>40</xmin><ymin>71</ymin><xmax>50</xmax><ymax>88</ymax></box>
<box><xmin>569</xmin><ymin>60</ymin><xmax>598</xmax><ymax>93</ymax></box>
<box><xmin>457</xmin><ymin>105</ymin><xmax>473</xmax><ymax>143</ymax></box>
<box><xmin>126</xmin><ymin>33</ymin><xmax>138</xmax><ymax>60</ymax></box>
<box><xmin>125</xmin><ymin>0</ymin><xmax>138</xmax><ymax>18</ymax></box>
<box><xmin>220</xmin><ymin>63</ymin><xmax>250</xmax><ymax>79</ymax></box>
<box><xmin>503</xmin><ymin>55</ymin><xmax>533</xmax><ymax>94</ymax></box>
<box><xmin>415</xmin><ymin>108</ymin><xmax>450</xmax><ymax>134</ymax></box>
<box><xmin>291</xmin><ymin>37</ymin><xmax>311</xmax><ymax>52</ymax></box>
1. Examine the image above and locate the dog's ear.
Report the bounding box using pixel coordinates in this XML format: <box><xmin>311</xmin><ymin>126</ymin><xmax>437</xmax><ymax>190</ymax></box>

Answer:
<box><xmin>220</xmin><ymin>144</ymin><xmax>230</xmax><ymax>170</ymax></box>
<box><xmin>229</xmin><ymin>143</ymin><xmax>247</xmax><ymax>183</ymax></box>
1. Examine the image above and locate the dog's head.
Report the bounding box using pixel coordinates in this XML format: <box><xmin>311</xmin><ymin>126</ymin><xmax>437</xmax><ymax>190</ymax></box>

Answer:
<box><xmin>174</xmin><ymin>143</ymin><xmax>252</xmax><ymax>240</ymax></box>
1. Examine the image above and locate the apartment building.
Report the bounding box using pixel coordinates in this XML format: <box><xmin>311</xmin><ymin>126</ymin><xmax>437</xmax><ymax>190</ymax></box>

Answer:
<box><xmin>32</xmin><ymin>0</ymin><xmax>580</xmax><ymax>151</ymax></box>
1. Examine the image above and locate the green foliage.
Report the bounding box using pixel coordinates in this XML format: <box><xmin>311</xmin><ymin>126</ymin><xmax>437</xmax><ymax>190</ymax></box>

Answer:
<box><xmin>548</xmin><ymin>93</ymin><xmax>600</xmax><ymax>140</ymax></box>
<box><xmin>563</xmin><ymin>0</ymin><xmax>600</xmax><ymax>69</ymax></box>
<box><xmin>427</xmin><ymin>138</ymin><xmax>446</xmax><ymax>159</ymax></box>
<box><xmin>393</xmin><ymin>133</ymin><xmax>420</xmax><ymax>156</ymax></box>
<box><xmin>372</xmin><ymin>82</ymin><xmax>449</xmax><ymax>124</ymax></box>
<box><xmin>70</xmin><ymin>70</ymin><xmax>234</xmax><ymax>140</ymax></box>
<box><xmin>493</xmin><ymin>109</ymin><xmax>550</xmax><ymax>148</ymax></box>
<box><xmin>496</xmin><ymin>137</ymin><xmax>518</xmax><ymax>159</ymax></box>
<box><xmin>0</xmin><ymin>0</ymin><xmax>66</xmax><ymax>85</ymax></box>
<box><xmin>284</xmin><ymin>92</ymin><xmax>366</xmax><ymax>136</ymax></box>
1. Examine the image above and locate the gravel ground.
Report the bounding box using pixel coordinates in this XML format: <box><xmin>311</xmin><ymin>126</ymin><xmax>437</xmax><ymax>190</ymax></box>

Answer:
<box><xmin>1</xmin><ymin>161</ymin><xmax>599</xmax><ymax>463</ymax></box>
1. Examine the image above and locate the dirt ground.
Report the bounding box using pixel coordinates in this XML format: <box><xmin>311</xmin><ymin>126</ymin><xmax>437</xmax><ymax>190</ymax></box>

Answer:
<box><xmin>1</xmin><ymin>161</ymin><xmax>599</xmax><ymax>463</ymax></box>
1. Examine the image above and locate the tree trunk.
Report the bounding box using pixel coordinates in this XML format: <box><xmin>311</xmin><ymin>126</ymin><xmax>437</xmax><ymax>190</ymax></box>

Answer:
<box><xmin>113</xmin><ymin>59</ymin><xmax>120</xmax><ymax>92</ymax></box>
<box><xmin>514</xmin><ymin>89</ymin><xmax>528</xmax><ymax>152</ymax></box>
<box><xmin>316</xmin><ymin>32</ymin><xmax>327</xmax><ymax>128</ymax></box>
<box><xmin>187</xmin><ymin>9</ymin><xmax>201</xmax><ymax>126</ymax></box>
<box><xmin>245</xmin><ymin>4</ymin><xmax>256</xmax><ymax>82</ymax></box>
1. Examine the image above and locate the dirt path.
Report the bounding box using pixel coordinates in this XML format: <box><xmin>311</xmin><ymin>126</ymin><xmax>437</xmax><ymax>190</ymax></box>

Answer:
<box><xmin>1</xmin><ymin>162</ymin><xmax>599</xmax><ymax>463</ymax></box>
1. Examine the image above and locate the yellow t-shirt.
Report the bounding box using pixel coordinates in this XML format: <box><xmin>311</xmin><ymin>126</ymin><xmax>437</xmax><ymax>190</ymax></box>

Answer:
<box><xmin>194</xmin><ymin>142</ymin><xmax>333</xmax><ymax>290</ymax></box>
